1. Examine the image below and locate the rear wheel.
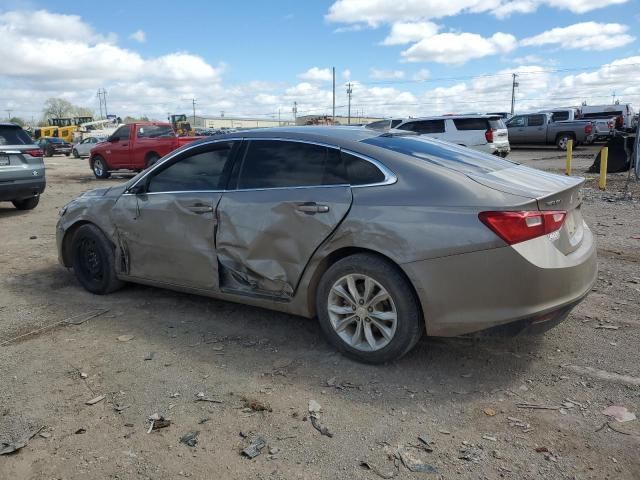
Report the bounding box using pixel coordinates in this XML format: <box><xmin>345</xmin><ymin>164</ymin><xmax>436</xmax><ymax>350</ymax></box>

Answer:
<box><xmin>92</xmin><ymin>155</ymin><xmax>110</xmax><ymax>179</ymax></box>
<box><xmin>70</xmin><ymin>224</ymin><xmax>124</xmax><ymax>294</ymax></box>
<box><xmin>45</xmin><ymin>146</ymin><xmax>54</xmax><ymax>157</ymax></box>
<box><xmin>556</xmin><ymin>134</ymin><xmax>574</xmax><ymax>151</ymax></box>
<box><xmin>316</xmin><ymin>253</ymin><xmax>423</xmax><ymax>364</ymax></box>
<box><xmin>12</xmin><ymin>196</ymin><xmax>39</xmax><ymax>210</ymax></box>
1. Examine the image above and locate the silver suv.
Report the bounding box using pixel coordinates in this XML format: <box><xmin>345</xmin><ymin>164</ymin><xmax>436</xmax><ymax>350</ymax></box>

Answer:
<box><xmin>0</xmin><ymin>123</ymin><xmax>46</xmax><ymax>210</ymax></box>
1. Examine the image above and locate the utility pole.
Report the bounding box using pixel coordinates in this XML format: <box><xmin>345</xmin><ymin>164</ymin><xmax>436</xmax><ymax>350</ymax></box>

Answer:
<box><xmin>611</xmin><ymin>91</ymin><xmax>616</xmax><ymax>104</ymax></box>
<box><xmin>346</xmin><ymin>83</ymin><xmax>353</xmax><ymax>125</ymax></box>
<box><xmin>97</xmin><ymin>90</ymin><xmax>103</xmax><ymax>119</ymax></box>
<box><xmin>332</xmin><ymin>67</ymin><xmax>336</xmax><ymax>123</ymax></box>
<box><xmin>102</xmin><ymin>88</ymin><xmax>108</xmax><ymax>117</ymax></box>
<box><xmin>510</xmin><ymin>74</ymin><xmax>518</xmax><ymax>116</ymax></box>
<box><xmin>292</xmin><ymin>101</ymin><xmax>298</xmax><ymax>124</ymax></box>
<box><xmin>278</xmin><ymin>108</ymin><xmax>281</xmax><ymax>126</ymax></box>
<box><xmin>192</xmin><ymin>98</ymin><xmax>196</xmax><ymax>124</ymax></box>
<box><xmin>5</xmin><ymin>109</ymin><xmax>12</xmax><ymax>120</ymax></box>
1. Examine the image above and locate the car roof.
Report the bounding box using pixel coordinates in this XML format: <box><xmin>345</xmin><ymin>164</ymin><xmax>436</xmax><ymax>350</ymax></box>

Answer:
<box><xmin>403</xmin><ymin>114</ymin><xmax>500</xmax><ymax>121</ymax></box>
<box><xmin>0</xmin><ymin>122</ymin><xmax>23</xmax><ymax>128</ymax></box>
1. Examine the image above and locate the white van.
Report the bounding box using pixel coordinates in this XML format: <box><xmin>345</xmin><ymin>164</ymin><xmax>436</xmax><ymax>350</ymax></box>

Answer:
<box><xmin>581</xmin><ymin>104</ymin><xmax>636</xmax><ymax>130</ymax></box>
<box><xmin>367</xmin><ymin>115</ymin><xmax>510</xmax><ymax>157</ymax></box>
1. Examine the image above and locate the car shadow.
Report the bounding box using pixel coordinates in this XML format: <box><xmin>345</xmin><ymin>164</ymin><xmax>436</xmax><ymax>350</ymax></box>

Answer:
<box><xmin>5</xmin><ymin>263</ymin><xmax>548</xmax><ymax>408</ymax></box>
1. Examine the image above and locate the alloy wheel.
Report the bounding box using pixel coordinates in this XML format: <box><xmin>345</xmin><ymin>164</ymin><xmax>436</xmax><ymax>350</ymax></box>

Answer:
<box><xmin>327</xmin><ymin>274</ymin><xmax>398</xmax><ymax>352</ymax></box>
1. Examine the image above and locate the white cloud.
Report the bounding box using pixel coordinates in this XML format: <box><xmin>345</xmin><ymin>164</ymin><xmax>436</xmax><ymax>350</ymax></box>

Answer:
<box><xmin>512</xmin><ymin>54</ymin><xmax>545</xmax><ymax>64</ymax></box>
<box><xmin>412</xmin><ymin>69</ymin><xmax>431</xmax><ymax>81</ymax></box>
<box><xmin>402</xmin><ymin>32</ymin><xmax>517</xmax><ymax>64</ymax></box>
<box><xmin>521</xmin><ymin>22</ymin><xmax>634</xmax><ymax>51</ymax></box>
<box><xmin>129</xmin><ymin>29</ymin><xmax>146</xmax><ymax>43</ymax></box>
<box><xmin>382</xmin><ymin>21</ymin><xmax>439</xmax><ymax>45</ymax></box>
<box><xmin>369</xmin><ymin>68</ymin><xmax>405</xmax><ymax>80</ymax></box>
<box><xmin>342</xmin><ymin>69</ymin><xmax>352</xmax><ymax>80</ymax></box>
<box><xmin>326</xmin><ymin>0</ymin><xmax>629</xmax><ymax>24</ymax></box>
<box><xmin>298</xmin><ymin>67</ymin><xmax>333</xmax><ymax>82</ymax></box>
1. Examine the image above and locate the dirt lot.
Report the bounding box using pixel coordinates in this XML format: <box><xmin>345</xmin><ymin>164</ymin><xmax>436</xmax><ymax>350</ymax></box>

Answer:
<box><xmin>1</xmin><ymin>146</ymin><xmax>639</xmax><ymax>479</ymax></box>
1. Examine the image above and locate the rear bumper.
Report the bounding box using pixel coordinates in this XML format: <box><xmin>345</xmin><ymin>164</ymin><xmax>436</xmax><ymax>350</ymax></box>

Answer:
<box><xmin>0</xmin><ymin>178</ymin><xmax>46</xmax><ymax>201</ymax></box>
<box><xmin>401</xmin><ymin>225</ymin><xmax>597</xmax><ymax>337</ymax></box>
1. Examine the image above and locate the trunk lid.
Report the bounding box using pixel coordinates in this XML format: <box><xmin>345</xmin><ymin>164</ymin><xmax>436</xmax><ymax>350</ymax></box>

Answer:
<box><xmin>468</xmin><ymin>165</ymin><xmax>585</xmax><ymax>254</ymax></box>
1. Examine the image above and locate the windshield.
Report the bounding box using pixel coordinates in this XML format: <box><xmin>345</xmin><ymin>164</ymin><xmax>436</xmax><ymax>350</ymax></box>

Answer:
<box><xmin>362</xmin><ymin>135</ymin><xmax>516</xmax><ymax>175</ymax></box>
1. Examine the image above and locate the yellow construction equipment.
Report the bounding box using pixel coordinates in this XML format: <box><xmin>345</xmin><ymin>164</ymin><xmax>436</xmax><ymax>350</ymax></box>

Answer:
<box><xmin>48</xmin><ymin>116</ymin><xmax>94</xmax><ymax>142</ymax></box>
<box><xmin>170</xmin><ymin>114</ymin><xmax>195</xmax><ymax>136</ymax></box>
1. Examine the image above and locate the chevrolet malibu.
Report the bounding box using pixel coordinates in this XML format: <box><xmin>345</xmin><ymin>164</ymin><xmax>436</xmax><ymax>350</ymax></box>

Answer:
<box><xmin>56</xmin><ymin>127</ymin><xmax>597</xmax><ymax>363</ymax></box>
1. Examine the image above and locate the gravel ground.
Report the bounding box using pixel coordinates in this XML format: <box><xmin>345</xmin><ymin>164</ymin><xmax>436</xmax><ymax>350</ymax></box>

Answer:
<box><xmin>1</xmin><ymin>146</ymin><xmax>639</xmax><ymax>479</ymax></box>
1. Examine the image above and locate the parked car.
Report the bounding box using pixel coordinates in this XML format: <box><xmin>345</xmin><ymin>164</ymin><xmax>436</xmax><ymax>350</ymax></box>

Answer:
<box><xmin>538</xmin><ymin>107</ymin><xmax>581</xmax><ymax>122</ymax></box>
<box><xmin>72</xmin><ymin>136</ymin><xmax>106</xmax><ymax>158</ymax></box>
<box><xmin>506</xmin><ymin>113</ymin><xmax>594</xmax><ymax>150</ymax></box>
<box><xmin>367</xmin><ymin>115</ymin><xmax>510</xmax><ymax>157</ymax></box>
<box><xmin>57</xmin><ymin>127</ymin><xmax>596</xmax><ymax>363</ymax></box>
<box><xmin>0</xmin><ymin>123</ymin><xmax>45</xmax><ymax>210</ymax></box>
<box><xmin>37</xmin><ymin>137</ymin><xmax>73</xmax><ymax>156</ymax></box>
<box><xmin>581</xmin><ymin>103</ymin><xmax>636</xmax><ymax>131</ymax></box>
<box><xmin>89</xmin><ymin>122</ymin><xmax>201</xmax><ymax>178</ymax></box>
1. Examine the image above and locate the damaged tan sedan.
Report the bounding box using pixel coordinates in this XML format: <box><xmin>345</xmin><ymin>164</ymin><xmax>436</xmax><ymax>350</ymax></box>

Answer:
<box><xmin>57</xmin><ymin>127</ymin><xmax>597</xmax><ymax>363</ymax></box>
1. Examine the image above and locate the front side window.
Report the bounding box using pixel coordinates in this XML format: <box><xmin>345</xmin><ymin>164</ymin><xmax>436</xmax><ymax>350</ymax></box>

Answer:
<box><xmin>507</xmin><ymin>116</ymin><xmax>525</xmax><ymax>128</ymax></box>
<box><xmin>113</xmin><ymin>126</ymin><xmax>130</xmax><ymax>140</ymax></box>
<box><xmin>527</xmin><ymin>115</ymin><xmax>545</xmax><ymax>127</ymax></box>
<box><xmin>147</xmin><ymin>142</ymin><xmax>234</xmax><ymax>193</ymax></box>
<box><xmin>236</xmin><ymin>140</ymin><xmax>345</xmax><ymax>189</ymax></box>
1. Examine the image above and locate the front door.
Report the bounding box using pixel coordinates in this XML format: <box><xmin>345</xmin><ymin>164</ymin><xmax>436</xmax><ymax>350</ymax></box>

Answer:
<box><xmin>107</xmin><ymin>125</ymin><xmax>131</xmax><ymax>168</ymax></box>
<box><xmin>216</xmin><ymin>139</ymin><xmax>352</xmax><ymax>297</ymax></box>
<box><xmin>506</xmin><ymin>115</ymin><xmax>526</xmax><ymax>143</ymax></box>
<box><xmin>112</xmin><ymin>141</ymin><xmax>238</xmax><ymax>290</ymax></box>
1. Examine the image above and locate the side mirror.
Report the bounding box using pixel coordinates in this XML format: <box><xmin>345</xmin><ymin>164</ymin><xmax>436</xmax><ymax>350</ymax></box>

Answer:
<box><xmin>128</xmin><ymin>178</ymin><xmax>149</xmax><ymax>195</ymax></box>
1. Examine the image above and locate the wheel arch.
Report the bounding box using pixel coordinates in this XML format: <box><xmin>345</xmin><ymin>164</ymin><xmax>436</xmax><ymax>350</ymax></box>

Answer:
<box><xmin>61</xmin><ymin>220</ymin><xmax>114</xmax><ymax>268</ymax></box>
<box><xmin>304</xmin><ymin>246</ymin><xmax>424</xmax><ymax>321</ymax></box>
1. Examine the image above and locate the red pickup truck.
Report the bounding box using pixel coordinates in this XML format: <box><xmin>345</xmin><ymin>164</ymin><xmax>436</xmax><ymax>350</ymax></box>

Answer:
<box><xmin>89</xmin><ymin>122</ymin><xmax>201</xmax><ymax>178</ymax></box>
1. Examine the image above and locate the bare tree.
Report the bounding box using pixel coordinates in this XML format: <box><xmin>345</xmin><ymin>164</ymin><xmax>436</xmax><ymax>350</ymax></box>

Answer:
<box><xmin>42</xmin><ymin>98</ymin><xmax>74</xmax><ymax>119</ymax></box>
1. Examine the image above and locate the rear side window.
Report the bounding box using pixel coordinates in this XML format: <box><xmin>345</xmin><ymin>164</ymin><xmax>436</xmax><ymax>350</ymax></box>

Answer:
<box><xmin>0</xmin><ymin>126</ymin><xmax>33</xmax><ymax>145</ymax></box>
<box><xmin>527</xmin><ymin>115</ymin><xmax>545</xmax><ymax>127</ymax></box>
<box><xmin>390</xmin><ymin>119</ymin><xmax>402</xmax><ymax>128</ymax></box>
<box><xmin>237</xmin><ymin>140</ymin><xmax>345</xmax><ymax>189</ymax></box>
<box><xmin>399</xmin><ymin>120</ymin><xmax>445</xmax><ymax>134</ymax></box>
<box><xmin>138</xmin><ymin>125</ymin><xmax>175</xmax><ymax>138</ymax></box>
<box><xmin>147</xmin><ymin>142</ymin><xmax>234</xmax><ymax>192</ymax></box>
<box><xmin>551</xmin><ymin>111</ymin><xmax>569</xmax><ymax>122</ymax></box>
<box><xmin>342</xmin><ymin>152</ymin><xmax>386</xmax><ymax>185</ymax></box>
<box><xmin>452</xmin><ymin>118</ymin><xmax>489</xmax><ymax>131</ymax></box>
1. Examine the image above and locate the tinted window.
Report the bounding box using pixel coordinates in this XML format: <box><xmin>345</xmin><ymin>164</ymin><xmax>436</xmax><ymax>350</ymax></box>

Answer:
<box><xmin>400</xmin><ymin>120</ymin><xmax>445</xmax><ymax>134</ymax></box>
<box><xmin>366</xmin><ymin>120</ymin><xmax>391</xmax><ymax>130</ymax></box>
<box><xmin>527</xmin><ymin>115</ymin><xmax>545</xmax><ymax>127</ymax></box>
<box><xmin>237</xmin><ymin>140</ymin><xmax>345</xmax><ymax>189</ymax></box>
<box><xmin>147</xmin><ymin>143</ymin><xmax>234</xmax><ymax>192</ymax></box>
<box><xmin>342</xmin><ymin>152</ymin><xmax>385</xmax><ymax>185</ymax></box>
<box><xmin>550</xmin><ymin>111</ymin><xmax>569</xmax><ymax>122</ymax></box>
<box><xmin>452</xmin><ymin>118</ymin><xmax>489</xmax><ymax>131</ymax></box>
<box><xmin>507</xmin><ymin>116</ymin><xmax>525</xmax><ymax>128</ymax></box>
<box><xmin>390</xmin><ymin>119</ymin><xmax>402</xmax><ymax>128</ymax></box>
<box><xmin>113</xmin><ymin>126</ymin><xmax>130</xmax><ymax>140</ymax></box>
<box><xmin>138</xmin><ymin>125</ymin><xmax>175</xmax><ymax>138</ymax></box>
<box><xmin>362</xmin><ymin>136</ymin><xmax>515</xmax><ymax>175</ymax></box>
<box><xmin>0</xmin><ymin>127</ymin><xmax>33</xmax><ymax>145</ymax></box>
<box><xmin>48</xmin><ymin>137</ymin><xmax>65</xmax><ymax>143</ymax></box>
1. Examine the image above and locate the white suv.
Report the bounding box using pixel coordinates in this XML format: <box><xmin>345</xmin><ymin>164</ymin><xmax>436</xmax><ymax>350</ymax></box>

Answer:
<box><xmin>366</xmin><ymin>115</ymin><xmax>511</xmax><ymax>157</ymax></box>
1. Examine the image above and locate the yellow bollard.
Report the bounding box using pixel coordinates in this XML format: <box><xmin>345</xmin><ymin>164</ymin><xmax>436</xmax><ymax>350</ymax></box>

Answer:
<box><xmin>599</xmin><ymin>147</ymin><xmax>608</xmax><ymax>190</ymax></box>
<box><xmin>565</xmin><ymin>139</ymin><xmax>573</xmax><ymax>175</ymax></box>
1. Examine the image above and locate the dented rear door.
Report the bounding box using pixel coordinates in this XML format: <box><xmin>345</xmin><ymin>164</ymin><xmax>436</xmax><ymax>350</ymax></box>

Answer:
<box><xmin>216</xmin><ymin>139</ymin><xmax>352</xmax><ymax>298</ymax></box>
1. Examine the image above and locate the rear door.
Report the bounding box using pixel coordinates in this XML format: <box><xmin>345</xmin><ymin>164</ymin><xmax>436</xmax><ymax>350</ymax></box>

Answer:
<box><xmin>112</xmin><ymin>140</ymin><xmax>239</xmax><ymax>290</ymax></box>
<box><xmin>216</xmin><ymin>139</ymin><xmax>352</xmax><ymax>298</ymax></box>
<box><xmin>0</xmin><ymin>126</ymin><xmax>43</xmax><ymax>184</ymax></box>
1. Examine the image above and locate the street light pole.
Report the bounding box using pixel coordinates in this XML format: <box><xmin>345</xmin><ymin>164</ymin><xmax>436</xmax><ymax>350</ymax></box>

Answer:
<box><xmin>347</xmin><ymin>82</ymin><xmax>353</xmax><ymax>125</ymax></box>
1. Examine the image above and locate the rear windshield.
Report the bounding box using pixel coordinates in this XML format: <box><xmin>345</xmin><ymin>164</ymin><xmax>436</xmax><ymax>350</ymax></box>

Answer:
<box><xmin>453</xmin><ymin>118</ymin><xmax>490</xmax><ymax>131</ymax></box>
<box><xmin>362</xmin><ymin>135</ymin><xmax>515</xmax><ymax>175</ymax></box>
<box><xmin>365</xmin><ymin>120</ymin><xmax>392</xmax><ymax>131</ymax></box>
<box><xmin>0</xmin><ymin>126</ymin><xmax>33</xmax><ymax>145</ymax></box>
<box><xmin>48</xmin><ymin>137</ymin><xmax>65</xmax><ymax>143</ymax></box>
<box><xmin>582</xmin><ymin>111</ymin><xmax>622</xmax><ymax>119</ymax></box>
<box><xmin>488</xmin><ymin>118</ymin><xmax>506</xmax><ymax>129</ymax></box>
<box><xmin>137</xmin><ymin>125</ymin><xmax>175</xmax><ymax>138</ymax></box>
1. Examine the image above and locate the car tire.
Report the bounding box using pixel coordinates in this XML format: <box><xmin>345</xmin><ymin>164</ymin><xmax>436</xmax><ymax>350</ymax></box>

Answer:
<box><xmin>72</xmin><ymin>148</ymin><xmax>80</xmax><ymax>158</ymax></box>
<box><xmin>70</xmin><ymin>224</ymin><xmax>124</xmax><ymax>295</ymax></box>
<box><xmin>316</xmin><ymin>253</ymin><xmax>423</xmax><ymax>364</ymax></box>
<box><xmin>145</xmin><ymin>153</ymin><xmax>160</xmax><ymax>169</ymax></box>
<box><xmin>12</xmin><ymin>196</ymin><xmax>40</xmax><ymax>210</ymax></box>
<box><xmin>92</xmin><ymin>155</ymin><xmax>110</xmax><ymax>179</ymax></box>
<box><xmin>46</xmin><ymin>147</ymin><xmax>54</xmax><ymax>157</ymax></box>
<box><xmin>65</xmin><ymin>152</ymin><xmax>71</xmax><ymax>157</ymax></box>
<box><xmin>556</xmin><ymin>134</ymin><xmax>574</xmax><ymax>151</ymax></box>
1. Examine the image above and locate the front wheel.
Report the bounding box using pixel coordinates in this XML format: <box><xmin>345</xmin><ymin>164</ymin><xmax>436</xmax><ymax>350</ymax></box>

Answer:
<box><xmin>72</xmin><ymin>148</ymin><xmax>80</xmax><ymax>158</ymax></box>
<box><xmin>92</xmin><ymin>156</ymin><xmax>110</xmax><ymax>179</ymax></box>
<box><xmin>12</xmin><ymin>196</ymin><xmax>40</xmax><ymax>210</ymax></box>
<box><xmin>70</xmin><ymin>224</ymin><xmax>124</xmax><ymax>294</ymax></box>
<box><xmin>316</xmin><ymin>253</ymin><xmax>423</xmax><ymax>364</ymax></box>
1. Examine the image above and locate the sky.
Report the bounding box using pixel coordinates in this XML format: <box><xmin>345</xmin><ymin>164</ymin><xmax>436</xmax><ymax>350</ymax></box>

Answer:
<box><xmin>0</xmin><ymin>0</ymin><xmax>639</xmax><ymax>122</ymax></box>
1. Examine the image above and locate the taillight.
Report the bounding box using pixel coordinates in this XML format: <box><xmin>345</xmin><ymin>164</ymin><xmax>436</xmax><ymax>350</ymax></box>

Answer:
<box><xmin>608</xmin><ymin>120</ymin><xmax>614</xmax><ymax>129</ymax></box>
<box><xmin>479</xmin><ymin>210</ymin><xmax>566</xmax><ymax>245</ymax></box>
<box><xmin>584</xmin><ymin>123</ymin><xmax>592</xmax><ymax>135</ymax></box>
<box><xmin>24</xmin><ymin>149</ymin><xmax>43</xmax><ymax>157</ymax></box>
<box><xmin>485</xmin><ymin>129</ymin><xmax>494</xmax><ymax>143</ymax></box>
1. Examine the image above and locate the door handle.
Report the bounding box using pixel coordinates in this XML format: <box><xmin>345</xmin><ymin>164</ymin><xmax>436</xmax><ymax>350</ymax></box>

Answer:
<box><xmin>187</xmin><ymin>204</ymin><xmax>213</xmax><ymax>214</ymax></box>
<box><xmin>296</xmin><ymin>203</ymin><xmax>330</xmax><ymax>214</ymax></box>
